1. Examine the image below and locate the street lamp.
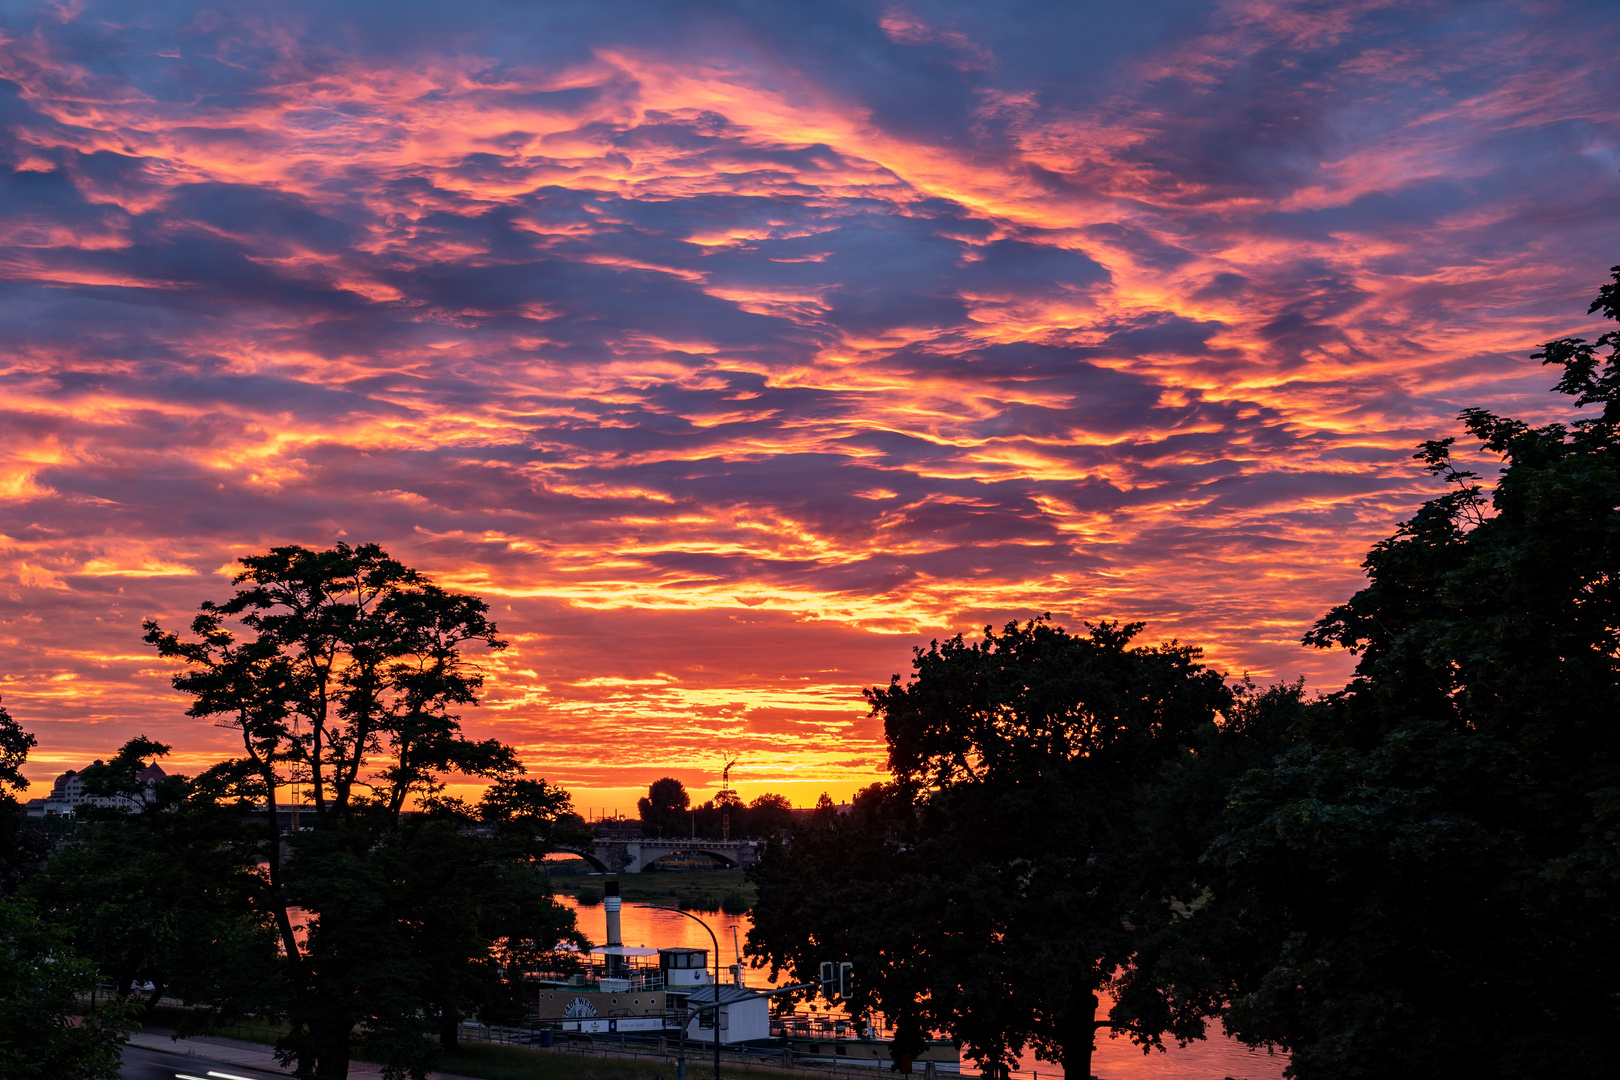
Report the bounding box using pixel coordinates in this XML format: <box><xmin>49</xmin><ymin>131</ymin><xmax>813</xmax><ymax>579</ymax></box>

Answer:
<box><xmin>651</xmin><ymin>905</ymin><xmax>722</xmax><ymax>1080</ymax></box>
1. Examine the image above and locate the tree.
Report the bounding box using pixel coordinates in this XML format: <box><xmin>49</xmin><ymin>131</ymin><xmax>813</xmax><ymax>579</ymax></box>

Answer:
<box><xmin>883</xmin><ymin>620</ymin><xmax>1235</xmax><ymax>1080</ymax></box>
<box><xmin>637</xmin><ymin>777</ymin><xmax>690</xmax><ymax>836</ymax></box>
<box><xmin>26</xmin><ymin>738</ymin><xmax>279</xmax><ymax>1020</ymax></box>
<box><xmin>746</xmin><ymin>792</ymin><xmax>795</xmax><ymax>837</ymax></box>
<box><xmin>278</xmin><ymin>792</ymin><xmax>584</xmax><ymax>1070</ymax></box>
<box><xmin>0</xmin><ymin>697</ymin><xmax>34</xmax><ymax>794</ymax></box>
<box><xmin>0</xmin><ymin>898</ymin><xmax>137</xmax><ymax>1080</ymax></box>
<box><xmin>748</xmin><ymin>784</ymin><xmax>938</xmax><ymax>1071</ymax></box>
<box><xmin>1210</xmin><ymin>267</ymin><xmax>1620</xmax><ymax>1078</ymax></box>
<box><xmin>142</xmin><ymin>543</ymin><xmax>582</xmax><ymax>1080</ymax></box>
<box><xmin>755</xmin><ymin>618</ymin><xmax>1235</xmax><ymax>1080</ymax></box>
<box><xmin>0</xmin><ymin>696</ymin><xmax>54</xmax><ymax>896</ymax></box>
<box><xmin>0</xmin><ymin>705</ymin><xmax>135</xmax><ymax>1079</ymax></box>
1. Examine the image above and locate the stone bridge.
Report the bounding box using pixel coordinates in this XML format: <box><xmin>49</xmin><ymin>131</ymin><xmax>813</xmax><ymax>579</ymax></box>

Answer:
<box><xmin>560</xmin><ymin>836</ymin><xmax>762</xmax><ymax>873</ymax></box>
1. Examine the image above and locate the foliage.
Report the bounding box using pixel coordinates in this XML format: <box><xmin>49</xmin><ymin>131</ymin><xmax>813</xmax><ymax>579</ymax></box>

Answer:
<box><xmin>144</xmin><ymin>542</ymin><xmax>516</xmax><ymax>826</ymax></box>
<box><xmin>0</xmin><ymin>697</ymin><xmax>35</xmax><ymax>796</ymax></box>
<box><xmin>0</xmin><ymin>799</ymin><xmax>56</xmax><ymax>900</ymax></box>
<box><xmin>0</xmin><ymin>710</ymin><xmax>136</xmax><ymax>1079</ymax></box>
<box><xmin>74</xmin><ymin>735</ymin><xmax>171</xmax><ymax>811</ymax></box>
<box><xmin>636</xmin><ymin>777</ymin><xmax>794</xmax><ymax>839</ymax></box>
<box><xmin>1210</xmin><ymin>267</ymin><xmax>1620</xmax><ymax>1079</ymax></box>
<box><xmin>0</xmin><ymin>891</ymin><xmax>137</xmax><ymax>1080</ymax></box>
<box><xmin>637</xmin><ymin>777</ymin><xmax>690</xmax><ymax>836</ymax></box>
<box><xmin>0</xmin><ymin>696</ymin><xmax>55</xmax><ymax>898</ymax></box>
<box><xmin>278</xmin><ymin>802</ymin><xmax>583</xmax><ymax>1072</ymax></box>
<box><xmin>890</xmin><ymin>620</ymin><xmax>1237</xmax><ymax>1080</ymax></box>
<box><xmin>26</xmin><ymin>738</ymin><xmax>279</xmax><ymax>1021</ymax></box>
<box><xmin>747</xmin><ymin>783</ymin><xmax>936</xmax><ymax>1070</ymax></box>
<box><xmin>753</xmin><ymin>618</ymin><xmax>1239</xmax><ymax>1080</ymax></box>
<box><xmin>744</xmin><ymin>793</ymin><xmax>795</xmax><ymax>836</ymax></box>
<box><xmin>135</xmin><ymin>543</ymin><xmax>584</xmax><ymax>1080</ymax></box>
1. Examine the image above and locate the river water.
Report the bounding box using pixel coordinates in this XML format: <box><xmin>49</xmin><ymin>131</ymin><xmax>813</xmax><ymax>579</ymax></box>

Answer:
<box><xmin>555</xmin><ymin>895</ymin><xmax>1288</xmax><ymax>1080</ymax></box>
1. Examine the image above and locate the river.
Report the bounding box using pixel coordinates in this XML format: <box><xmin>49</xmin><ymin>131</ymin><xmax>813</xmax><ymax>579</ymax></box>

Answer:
<box><xmin>555</xmin><ymin>894</ymin><xmax>1288</xmax><ymax>1080</ymax></box>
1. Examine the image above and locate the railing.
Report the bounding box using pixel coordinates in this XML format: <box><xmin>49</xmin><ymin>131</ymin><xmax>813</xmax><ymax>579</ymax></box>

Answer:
<box><xmin>772</xmin><ymin>1016</ymin><xmax>898</xmax><ymax>1041</ymax></box>
<box><xmin>524</xmin><ymin>969</ymin><xmax>669</xmax><ymax>991</ymax></box>
<box><xmin>456</xmin><ymin>1023</ymin><xmax>962</xmax><ymax>1075</ymax></box>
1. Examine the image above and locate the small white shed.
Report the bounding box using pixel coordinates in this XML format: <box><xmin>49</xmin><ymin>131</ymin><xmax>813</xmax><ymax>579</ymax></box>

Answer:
<box><xmin>682</xmin><ymin>984</ymin><xmax>771</xmax><ymax>1044</ymax></box>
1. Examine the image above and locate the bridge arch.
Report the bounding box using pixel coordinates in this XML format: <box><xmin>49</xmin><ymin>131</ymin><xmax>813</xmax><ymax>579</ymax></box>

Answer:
<box><xmin>554</xmin><ymin>846</ymin><xmax>611</xmax><ymax>873</ymax></box>
<box><xmin>641</xmin><ymin>847</ymin><xmax>740</xmax><ymax>870</ymax></box>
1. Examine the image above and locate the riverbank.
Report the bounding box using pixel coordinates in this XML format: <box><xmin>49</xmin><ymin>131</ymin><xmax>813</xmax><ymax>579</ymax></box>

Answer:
<box><xmin>549</xmin><ymin>866</ymin><xmax>757</xmax><ymax>912</ymax></box>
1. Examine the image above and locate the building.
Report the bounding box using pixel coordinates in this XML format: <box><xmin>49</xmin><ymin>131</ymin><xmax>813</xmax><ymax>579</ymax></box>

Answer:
<box><xmin>684</xmin><ymin>983</ymin><xmax>771</xmax><ymax>1044</ymax></box>
<box><xmin>23</xmin><ymin>761</ymin><xmax>165</xmax><ymax>817</ymax></box>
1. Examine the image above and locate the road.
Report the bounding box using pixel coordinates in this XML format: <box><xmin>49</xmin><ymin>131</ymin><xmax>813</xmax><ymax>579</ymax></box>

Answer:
<box><xmin>121</xmin><ymin>1044</ymin><xmax>287</xmax><ymax>1080</ymax></box>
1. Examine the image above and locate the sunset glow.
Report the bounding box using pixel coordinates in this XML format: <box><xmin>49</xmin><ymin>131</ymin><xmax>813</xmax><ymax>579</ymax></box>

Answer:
<box><xmin>2</xmin><ymin>0</ymin><xmax>1617</xmax><ymax>811</ymax></box>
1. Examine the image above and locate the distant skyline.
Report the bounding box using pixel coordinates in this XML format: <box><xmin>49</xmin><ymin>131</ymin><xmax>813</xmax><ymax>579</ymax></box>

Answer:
<box><xmin>2</xmin><ymin>0</ymin><xmax>1617</xmax><ymax>812</ymax></box>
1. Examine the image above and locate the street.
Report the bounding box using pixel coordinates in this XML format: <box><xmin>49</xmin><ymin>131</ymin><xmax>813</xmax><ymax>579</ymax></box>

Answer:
<box><xmin>120</xmin><ymin>1044</ymin><xmax>287</xmax><ymax>1080</ymax></box>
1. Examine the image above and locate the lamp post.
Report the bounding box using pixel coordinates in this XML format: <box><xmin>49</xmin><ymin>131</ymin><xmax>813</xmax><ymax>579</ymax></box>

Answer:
<box><xmin>651</xmin><ymin>905</ymin><xmax>722</xmax><ymax>1080</ymax></box>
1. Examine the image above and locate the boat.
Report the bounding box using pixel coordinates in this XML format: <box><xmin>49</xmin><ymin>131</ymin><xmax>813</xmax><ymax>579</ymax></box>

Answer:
<box><xmin>526</xmin><ymin>881</ymin><xmax>710</xmax><ymax>1035</ymax></box>
<box><xmin>524</xmin><ymin>879</ymin><xmax>962</xmax><ymax>1070</ymax></box>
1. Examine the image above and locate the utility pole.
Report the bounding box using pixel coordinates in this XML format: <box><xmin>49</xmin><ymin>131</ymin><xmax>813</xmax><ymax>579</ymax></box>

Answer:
<box><xmin>651</xmin><ymin>906</ymin><xmax>722</xmax><ymax>1080</ymax></box>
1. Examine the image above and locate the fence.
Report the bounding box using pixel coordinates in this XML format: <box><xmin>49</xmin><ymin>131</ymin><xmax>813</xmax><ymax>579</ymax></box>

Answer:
<box><xmin>457</xmin><ymin>1024</ymin><xmax>969</xmax><ymax>1077</ymax></box>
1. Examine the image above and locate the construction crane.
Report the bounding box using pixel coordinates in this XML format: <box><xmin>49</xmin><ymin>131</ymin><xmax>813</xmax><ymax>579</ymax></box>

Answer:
<box><xmin>721</xmin><ymin>758</ymin><xmax>738</xmax><ymax>840</ymax></box>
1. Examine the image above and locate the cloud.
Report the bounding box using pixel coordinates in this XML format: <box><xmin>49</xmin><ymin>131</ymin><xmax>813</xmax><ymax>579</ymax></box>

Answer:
<box><xmin>0</xmin><ymin>0</ymin><xmax>1616</xmax><ymax>805</ymax></box>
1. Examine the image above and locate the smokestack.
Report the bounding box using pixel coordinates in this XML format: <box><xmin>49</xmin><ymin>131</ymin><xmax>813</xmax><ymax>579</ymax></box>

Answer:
<box><xmin>604</xmin><ymin>879</ymin><xmax>621</xmax><ymax>947</ymax></box>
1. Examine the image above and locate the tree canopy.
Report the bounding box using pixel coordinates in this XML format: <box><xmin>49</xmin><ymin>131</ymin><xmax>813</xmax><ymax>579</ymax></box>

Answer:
<box><xmin>637</xmin><ymin>776</ymin><xmax>691</xmax><ymax>836</ymax></box>
<box><xmin>1209</xmin><ymin>267</ymin><xmax>1620</xmax><ymax>1079</ymax></box>
<box><xmin>0</xmin><ymin>697</ymin><xmax>35</xmax><ymax>797</ymax></box>
<box><xmin>131</xmin><ymin>543</ymin><xmax>582</xmax><ymax>1080</ymax></box>
<box><xmin>0</xmin><ymin>705</ymin><xmax>136</xmax><ymax>1080</ymax></box>
<box><xmin>753</xmin><ymin>618</ymin><xmax>1244</xmax><ymax>1080</ymax></box>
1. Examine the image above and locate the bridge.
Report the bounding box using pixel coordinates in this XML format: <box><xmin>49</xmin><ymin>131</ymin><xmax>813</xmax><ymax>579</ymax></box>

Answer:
<box><xmin>561</xmin><ymin>836</ymin><xmax>762</xmax><ymax>874</ymax></box>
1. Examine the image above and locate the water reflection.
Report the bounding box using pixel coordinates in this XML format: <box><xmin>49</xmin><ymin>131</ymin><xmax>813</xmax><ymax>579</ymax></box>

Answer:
<box><xmin>553</xmin><ymin>894</ymin><xmax>1286</xmax><ymax>1080</ymax></box>
<box><xmin>559</xmin><ymin>892</ymin><xmax>763</xmax><ymax>982</ymax></box>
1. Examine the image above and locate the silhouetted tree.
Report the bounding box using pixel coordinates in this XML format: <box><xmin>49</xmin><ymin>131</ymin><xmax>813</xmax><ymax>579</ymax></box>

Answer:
<box><xmin>746</xmin><ymin>792</ymin><xmax>795</xmax><ymax>836</ymax></box>
<box><xmin>0</xmin><ymin>695</ymin><xmax>54</xmax><ymax>896</ymax></box>
<box><xmin>0</xmin><ymin>897</ymin><xmax>137</xmax><ymax>1079</ymax></box>
<box><xmin>0</xmin><ymin>697</ymin><xmax>33</xmax><ymax>793</ymax></box>
<box><xmin>755</xmin><ymin>619</ymin><xmax>1236</xmax><ymax>1080</ymax></box>
<box><xmin>809</xmin><ymin>791</ymin><xmax>838</xmax><ymax>826</ymax></box>
<box><xmin>141</xmin><ymin>543</ymin><xmax>581</xmax><ymax>1080</ymax></box>
<box><xmin>0</xmin><ymin>705</ymin><xmax>135</xmax><ymax>1077</ymax></box>
<box><xmin>1210</xmin><ymin>267</ymin><xmax>1620</xmax><ymax>1079</ymax></box>
<box><xmin>27</xmin><ymin>738</ymin><xmax>279</xmax><ymax>1020</ymax></box>
<box><xmin>748</xmin><ymin>783</ymin><xmax>937</xmax><ymax>1071</ymax></box>
<box><xmin>638</xmin><ymin>777</ymin><xmax>691</xmax><ymax>836</ymax></box>
<box><xmin>883</xmin><ymin>620</ymin><xmax>1237</xmax><ymax>1080</ymax></box>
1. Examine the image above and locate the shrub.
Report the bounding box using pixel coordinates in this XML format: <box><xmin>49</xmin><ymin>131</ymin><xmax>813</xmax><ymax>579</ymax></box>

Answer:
<box><xmin>576</xmin><ymin>887</ymin><xmax>603</xmax><ymax>906</ymax></box>
<box><xmin>720</xmin><ymin>890</ymin><xmax>750</xmax><ymax>915</ymax></box>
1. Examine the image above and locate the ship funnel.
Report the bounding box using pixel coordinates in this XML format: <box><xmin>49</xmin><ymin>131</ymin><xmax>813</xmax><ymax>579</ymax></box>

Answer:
<box><xmin>604</xmin><ymin>879</ymin><xmax>622</xmax><ymax>947</ymax></box>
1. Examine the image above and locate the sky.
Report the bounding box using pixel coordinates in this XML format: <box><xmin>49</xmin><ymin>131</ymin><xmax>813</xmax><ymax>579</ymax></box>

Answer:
<box><xmin>1</xmin><ymin>0</ymin><xmax>1617</xmax><ymax>811</ymax></box>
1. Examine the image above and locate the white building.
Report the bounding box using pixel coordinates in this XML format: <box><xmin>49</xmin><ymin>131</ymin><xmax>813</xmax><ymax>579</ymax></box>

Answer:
<box><xmin>23</xmin><ymin>761</ymin><xmax>165</xmax><ymax>817</ymax></box>
<box><xmin>682</xmin><ymin>984</ymin><xmax>771</xmax><ymax>1045</ymax></box>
